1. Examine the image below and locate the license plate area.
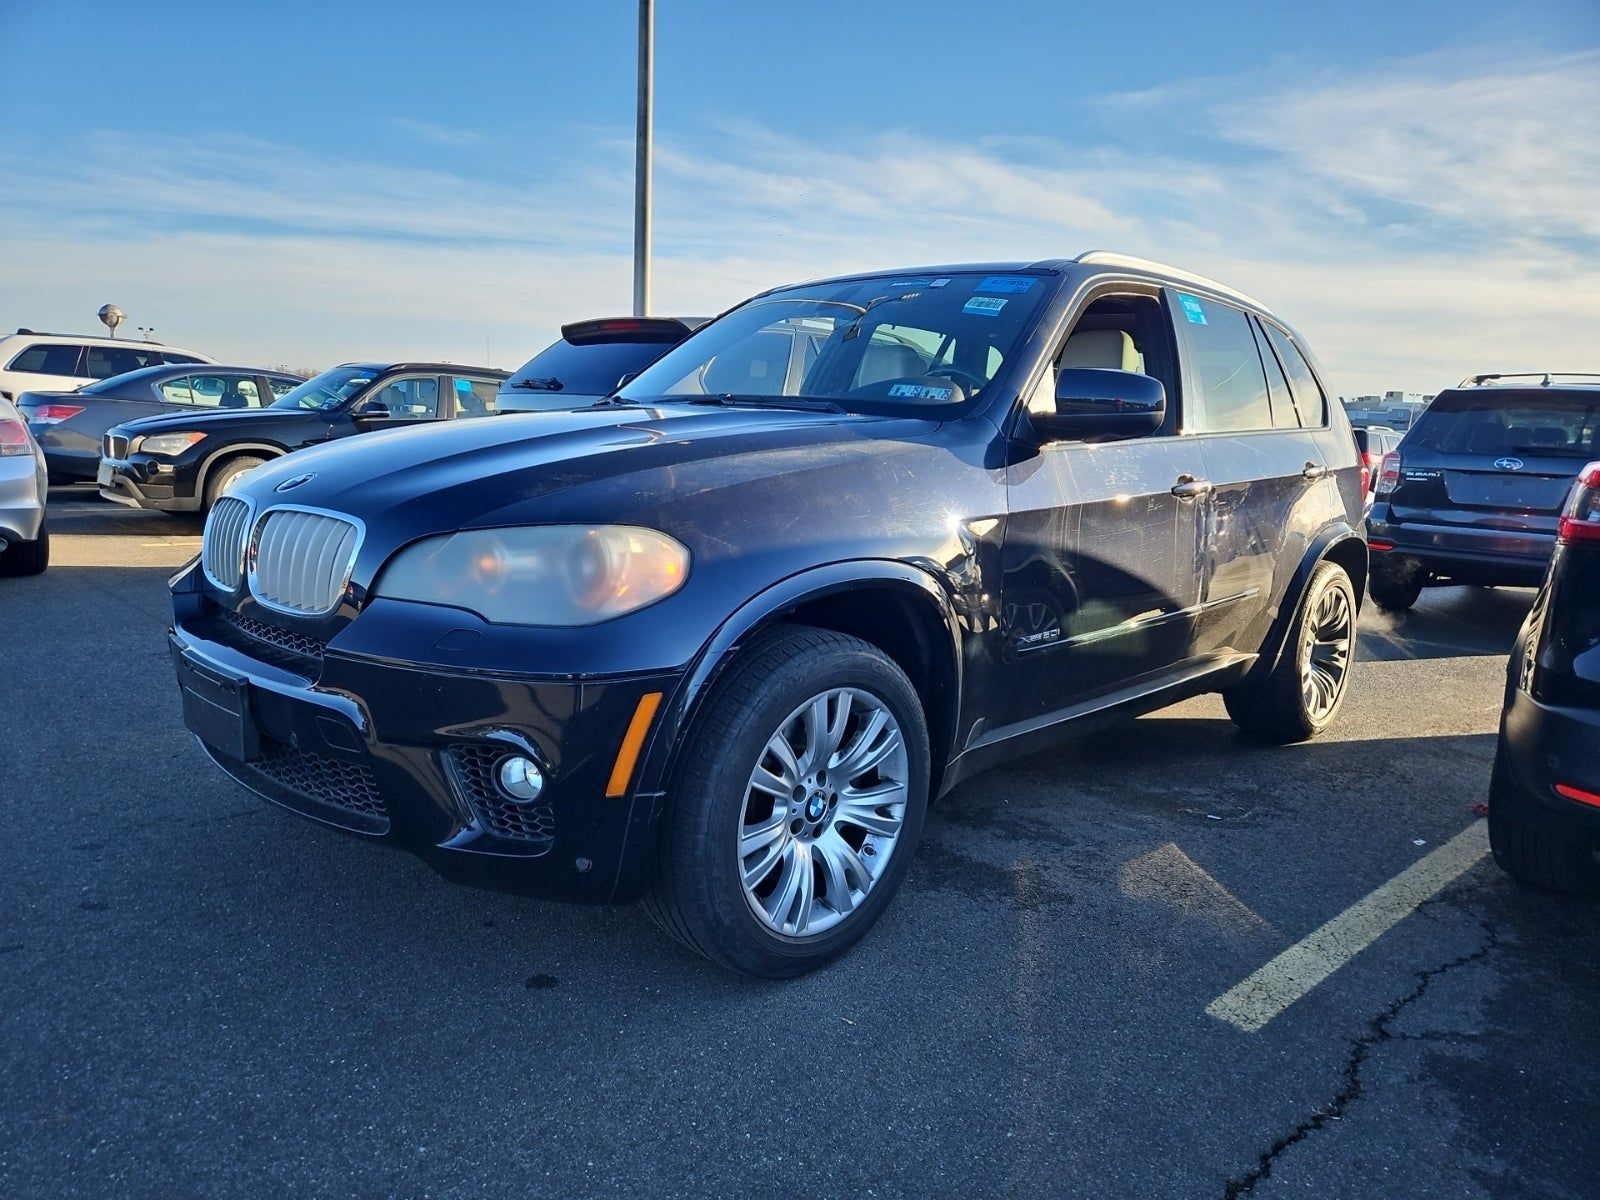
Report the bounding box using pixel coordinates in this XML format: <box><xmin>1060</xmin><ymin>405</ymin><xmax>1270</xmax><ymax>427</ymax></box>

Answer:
<box><xmin>96</xmin><ymin>461</ymin><xmax>114</xmax><ymax>486</ymax></box>
<box><xmin>177</xmin><ymin>653</ymin><xmax>259</xmax><ymax>762</ymax></box>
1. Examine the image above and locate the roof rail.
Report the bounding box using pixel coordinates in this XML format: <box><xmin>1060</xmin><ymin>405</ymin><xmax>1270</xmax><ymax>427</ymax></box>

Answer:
<box><xmin>1073</xmin><ymin>251</ymin><xmax>1273</xmax><ymax>315</ymax></box>
<box><xmin>12</xmin><ymin>326</ymin><xmax>164</xmax><ymax>345</ymax></box>
<box><xmin>1459</xmin><ymin>372</ymin><xmax>1600</xmax><ymax>388</ymax></box>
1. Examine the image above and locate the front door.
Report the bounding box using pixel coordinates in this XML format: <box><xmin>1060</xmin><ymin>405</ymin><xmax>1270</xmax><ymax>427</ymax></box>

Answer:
<box><xmin>996</xmin><ymin>290</ymin><xmax>1202</xmax><ymax>729</ymax></box>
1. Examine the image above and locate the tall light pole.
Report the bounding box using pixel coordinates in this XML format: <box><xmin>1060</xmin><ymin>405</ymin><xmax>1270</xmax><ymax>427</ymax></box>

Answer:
<box><xmin>632</xmin><ymin>0</ymin><xmax>654</xmax><ymax>317</ymax></box>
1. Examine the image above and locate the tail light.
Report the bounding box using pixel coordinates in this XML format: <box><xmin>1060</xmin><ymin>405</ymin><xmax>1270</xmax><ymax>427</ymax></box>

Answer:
<box><xmin>1374</xmin><ymin>450</ymin><xmax>1402</xmax><ymax>497</ymax></box>
<box><xmin>0</xmin><ymin>417</ymin><xmax>33</xmax><ymax>457</ymax></box>
<box><xmin>1556</xmin><ymin>462</ymin><xmax>1600</xmax><ymax>545</ymax></box>
<box><xmin>29</xmin><ymin>404</ymin><xmax>85</xmax><ymax>425</ymax></box>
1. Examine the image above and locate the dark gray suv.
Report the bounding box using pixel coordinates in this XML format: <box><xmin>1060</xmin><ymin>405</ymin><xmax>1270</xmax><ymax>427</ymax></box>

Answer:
<box><xmin>1368</xmin><ymin>375</ymin><xmax>1600</xmax><ymax>610</ymax></box>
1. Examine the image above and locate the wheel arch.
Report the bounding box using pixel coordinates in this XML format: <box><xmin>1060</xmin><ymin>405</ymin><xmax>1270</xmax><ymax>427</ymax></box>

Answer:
<box><xmin>196</xmin><ymin>443</ymin><xmax>285</xmax><ymax>499</ymax></box>
<box><xmin>1251</xmin><ymin>526</ymin><xmax>1368</xmax><ymax>680</ymax></box>
<box><xmin>640</xmin><ymin>560</ymin><xmax>965</xmax><ymax>801</ymax></box>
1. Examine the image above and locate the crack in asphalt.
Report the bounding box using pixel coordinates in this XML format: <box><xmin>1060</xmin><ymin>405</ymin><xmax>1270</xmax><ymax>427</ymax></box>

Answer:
<box><xmin>1221</xmin><ymin>895</ymin><xmax>1500</xmax><ymax>1199</ymax></box>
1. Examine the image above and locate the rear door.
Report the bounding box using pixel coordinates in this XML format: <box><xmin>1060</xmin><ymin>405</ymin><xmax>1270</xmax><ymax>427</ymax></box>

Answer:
<box><xmin>1388</xmin><ymin>388</ymin><xmax>1600</xmax><ymax>537</ymax></box>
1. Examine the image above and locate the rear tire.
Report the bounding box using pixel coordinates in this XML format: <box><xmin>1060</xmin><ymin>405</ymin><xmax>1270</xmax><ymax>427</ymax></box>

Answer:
<box><xmin>1368</xmin><ymin>561</ymin><xmax>1422</xmax><ymax>612</ymax></box>
<box><xmin>202</xmin><ymin>455</ymin><xmax>267</xmax><ymax>514</ymax></box>
<box><xmin>645</xmin><ymin>626</ymin><xmax>930</xmax><ymax>978</ymax></box>
<box><xmin>1224</xmin><ymin>560</ymin><xmax>1356</xmax><ymax>744</ymax></box>
<box><xmin>0</xmin><ymin>520</ymin><xmax>49</xmax><ymax>577</ymax></box>
<box><xmin>1488</xmin><ymin>747</ymin><xmax>1600</xmax><ymax>895</ymax></box>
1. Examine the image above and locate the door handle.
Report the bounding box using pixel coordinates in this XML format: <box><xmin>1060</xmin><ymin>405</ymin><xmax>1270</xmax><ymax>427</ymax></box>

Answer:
<box><xmin>1303</xmin><ymin>462</ymin><xmax>1332</xmax><ymax>480</ymax></box>
<box><xmin>1171</xmin><ymin>475</ymin><xmax>1214</xmax><ymax>500</ymax></box>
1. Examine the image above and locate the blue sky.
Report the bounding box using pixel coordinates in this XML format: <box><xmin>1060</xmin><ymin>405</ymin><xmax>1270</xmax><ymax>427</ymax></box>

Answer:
<box><xmin>2</xmin><ymin>0</ymin><xmax>1597</xmax><ymax>394</ymax></box>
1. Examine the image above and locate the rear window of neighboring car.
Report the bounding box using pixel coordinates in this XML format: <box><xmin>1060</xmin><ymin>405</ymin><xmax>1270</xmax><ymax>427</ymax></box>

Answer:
<box><xmin>1408</xmin><ymin>391</ymin><xmax>1600</xmax><ymax>459</ymax></box>
<box><xmin>6</xmin><ymin>343</ymin><xmax>85</xmax><ymax>376</ymax></box>
<box><xmin>161</xmin><ymin>352</ymin><xmax>206</xmax><ymax>365</ymax></box>
<box><xmin>85</xmin><ymin>345</ymin><xmax>165</xmax><ymax>379</ymax></box>
<box><xmin>502</xmin><ymin>339</ymin><xmax>672</xmax><ymax>406</ymax></box>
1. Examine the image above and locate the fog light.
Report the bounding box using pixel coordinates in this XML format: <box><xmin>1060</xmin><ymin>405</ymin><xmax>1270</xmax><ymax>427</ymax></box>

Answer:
<box><xmin>497</xmin><ymin>755</ymin><xmax>545</xmax><ymax>803</ymax></box>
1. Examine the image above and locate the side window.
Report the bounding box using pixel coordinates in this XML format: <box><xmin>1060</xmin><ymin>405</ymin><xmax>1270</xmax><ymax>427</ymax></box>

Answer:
<box><xmin>452</xmin><ymin>376</ymin><xmax>499</xmax><ymax>418</ymax></box>
<box><xmin>268</xmin><ymin>377</ymin><xmax>300</xmax><ymax>399</ymax></box>
<box><xmin>1174</xmin><ymin>294</ymin><xmax>1273</xmax><ymax>433</ymax></box>
<box><xmin>370</xmin><ymin>376</ymin><xmax>441</xmax><ymax>418</ymax></box>
<box><xmin>1251</xmin><ymin>318</ymin><xmax>1300</xmax><ymax>429</ymax></box>
<box><xmin>1262</xmin><ymin>323</ymin><xmax>1327</xmax><ymax>428</ymax></box>
<box><xmin>85</xmin><ymin>345</ymin><xmax>162</xmax><ymax>379</ymax></box>
<box><xmin>159</xmin><ymin>376</ymin><xmax>197</xmax><ymax>405</ymax></box>
<box><xmin>161</xmin><ymin>352</ymin><xmax>205</xmax><ymax>366</ymax></box>
<box><xmin>7</xmin><ymin>343</ymin><xmax>85</xmax><ymax>377</ymax></box>
<box><xmin>1028</xmin><ymin>293</ymin><xmax>1176</xmax><ymax>434</ymax></box>
<box><xmin>232</xmin><ymin>378</ymin><xmax>262</xmax><ymax>408</ymax></box>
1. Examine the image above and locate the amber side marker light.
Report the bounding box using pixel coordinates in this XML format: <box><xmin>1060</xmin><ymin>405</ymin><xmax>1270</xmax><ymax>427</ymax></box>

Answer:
<box><xmin>1554</xmin><ymin>783</ymin><xmax>1600</xmax><ymax>809</ymax></box>
<box><xmin>606</xmin><ymin>691</ymin><xmax>664</xmax><ymax>798</ymax></box>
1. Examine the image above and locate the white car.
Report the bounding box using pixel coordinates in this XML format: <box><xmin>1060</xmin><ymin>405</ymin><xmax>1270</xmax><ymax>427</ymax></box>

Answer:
<box><xmin>0</xmin><ymin>329</ymin><xmax>215</xmax><ymax>402</ymax></box>
<box><xmin>0</xmin><ymin>392</ymin><xmax>48</xmax><ymax>575</ymax></box>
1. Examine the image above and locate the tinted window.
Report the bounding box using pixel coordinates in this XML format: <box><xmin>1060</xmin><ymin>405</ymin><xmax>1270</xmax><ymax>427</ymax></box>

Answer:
<box><xmin>452</xmin><ymin>376</ymin><xmax>499</xmax><ymax>418</ymax></box>
<box><xmin>268</xmin><ymin>377</ymin><xmax>300</xmax><ymax>398</ymax></box>
<box><xmin>1408</xmin><ymin>391</ymin><xmax>1600</xmax><ymax>459</ymax></box>
<box><xmin>1262</xmin><ymin>324</ymin><xmax>1327</xmax><ymax>427</ymax></box>
<box><xmin>1251</xmin><ymin>319</ymin><xmax>1300</xmax><ymax>428</ymax></box>
<box><xmin>161</xmin><ymin>352</ymin><xmax>206</xmax><ymax>365</ymax></box>
<box><xmin>502</xmin><ymin>339</ymin><xmax>674</xmax><ymax>407</ymax></box>
<box><xmin>1177</xmin><ymin>295</ymin><xmax>1273</xmax><ymax>432</ymax></box>
<box><xmin>6</xmin><ymin>343</ymin><xmax>84</xmax><ymax>376</ymax></box>
<box><xmin>621</xmin><ymin>270</ymin><xmax>1051</xmax><ymax>415</ymax></box>
<box><xmin>85</xmin><ymin>345</ymin><xmax>164</xmax><ymax>379</ymax></box>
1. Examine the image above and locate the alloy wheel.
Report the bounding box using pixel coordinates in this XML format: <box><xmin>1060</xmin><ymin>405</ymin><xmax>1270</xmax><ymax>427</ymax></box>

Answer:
<box><xmin>737</xmin><ymin>687</ymin><xmax>909</xmax><ymax>938</ymax></box>
<box><xmin>1301</xmin><ymin>583</ymin><xmax>1353</xmax><ymax>721</ymax></box>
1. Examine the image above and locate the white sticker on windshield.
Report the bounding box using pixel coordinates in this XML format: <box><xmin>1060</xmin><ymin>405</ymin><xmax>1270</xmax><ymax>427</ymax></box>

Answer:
<box><xmin>887</xmin><ymin>383</ymin><xmax>954</xmax><ymax>401</ymax></box>
<box><xmin>963</xmin><ymin>296</ymin><xmax>1007</xmax><ymax>317</ymax></box>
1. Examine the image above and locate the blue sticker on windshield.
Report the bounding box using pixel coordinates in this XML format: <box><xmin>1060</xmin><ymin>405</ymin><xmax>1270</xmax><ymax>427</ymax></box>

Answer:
<box><xmin>454</xmin><ymin>377</ymin><xmax>473</xmax><ymax>392</ymax></box>
<box><xmin>929</xmin><ymin>277</ymin><xmax>951</xmax><ymax>287</ymax></box>
<box><xmin>1178</xmin><ymin>293</ymin><xmax>1208</xmax><ymax>325</ymax></box>
<box><xmin>887</xmin><ymin>383</ymin><xmax>954</xmax><ymax>402</ymax></box>
<box><xmin>963</xmin><ymin>296</ymin><xmax>1007</xmax><ymax>317</ymax></box>
<box><xmin>976</xmin><ymin>275</ymin><xmax>1035</xmax><ymax>294</ymax></box>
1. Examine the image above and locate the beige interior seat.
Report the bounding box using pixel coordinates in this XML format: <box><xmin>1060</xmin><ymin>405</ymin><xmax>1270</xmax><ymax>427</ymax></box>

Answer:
<box><xmin>1060</xmin><ymin>329</ymin><xmax>1143</xmax><ymax>372</ymax></box>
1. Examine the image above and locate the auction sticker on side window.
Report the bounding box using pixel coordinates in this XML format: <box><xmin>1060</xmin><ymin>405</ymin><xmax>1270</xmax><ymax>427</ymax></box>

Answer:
<box><xmin>976</xmin><ymin>275</ymin><xmax>1036</xmax><ymax>294</ymax></box>
<box><xmin>963</xmin><ymin>296</ymin><xmax>1008</xmax><ymax>317</ymax></box>
<box><xmin>1178</xmin><ymin>293</ymin><xmax>1208</xmax><ymax>324</ymax></box>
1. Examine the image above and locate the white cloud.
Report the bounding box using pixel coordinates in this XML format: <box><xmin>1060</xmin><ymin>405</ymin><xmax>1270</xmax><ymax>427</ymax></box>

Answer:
<box><xmin>2</xmin><ymin>47</ymin><xmax>1595</xmax><ymax>394</ymax></box>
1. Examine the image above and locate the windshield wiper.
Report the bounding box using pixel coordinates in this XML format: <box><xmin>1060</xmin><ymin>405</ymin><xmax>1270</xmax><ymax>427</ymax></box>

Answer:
<box><xmin>511</xmin><ymin>376</ymin><xmax>564</xmax><ymax>391</ymax></box>
<box><xmin>668</xmin><ymin>393</ymin><xmax>845</xmax><ymax>414</ymax></box>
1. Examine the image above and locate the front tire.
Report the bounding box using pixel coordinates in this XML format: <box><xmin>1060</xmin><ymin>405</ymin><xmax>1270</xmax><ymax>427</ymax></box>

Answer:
<box><xmin>202</xmin><ymin>455</ymin><xmax>267</xmax><ymax>515</ymax></box>
<box><xmin>1488</xmin><ymin>747</ymin><xmax>1600</xmax><ymax>895</ymax></box>
<box><xmin>1224</xmin><ymin>560</ymin><xmax>1356</xmax><ymax>743</ymax></box>
<box><xmin>645</xmin><ymin>626</ymin><xmax>930</xmax><ymax>978</ymax></box>
<box><xmin>0</xmin><ymin>519</ymin><xmax>49</xmax><ymax>577</ymax></box>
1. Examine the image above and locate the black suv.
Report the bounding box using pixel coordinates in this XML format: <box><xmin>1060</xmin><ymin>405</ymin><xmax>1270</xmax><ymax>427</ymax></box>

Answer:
<box><xmin>1368</xmin><ymin>375</ymin><xmax>1600</xmax><ymax>610</ymax></box>
<box><xmin>1490</xmin><ymin>462</ymin><xmax>1600</xmax><ymax>894</ymax></box>
<box><xmin>101</xmin><ymin>361</ymin><xmax>508</xmax><ymax>514</ymax></box>
<box><xmin>169</xmin><ymin>254</ymin><xmax>1366</xmax><ymax>976</ymax></box>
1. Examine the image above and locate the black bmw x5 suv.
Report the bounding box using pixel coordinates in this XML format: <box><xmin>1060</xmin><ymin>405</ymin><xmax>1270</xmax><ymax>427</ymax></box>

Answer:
<box><xmin>169</xmin><ymin>254</ymin><xmax>1366</xmax><ymax>976</ymax></box>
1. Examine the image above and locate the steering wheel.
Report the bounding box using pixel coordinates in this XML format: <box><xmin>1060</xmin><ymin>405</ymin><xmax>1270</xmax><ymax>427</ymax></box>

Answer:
<box><xmin>925</xmin><ymin>366</ymin><xmax>986</xmax><ymax>394</ymax></box>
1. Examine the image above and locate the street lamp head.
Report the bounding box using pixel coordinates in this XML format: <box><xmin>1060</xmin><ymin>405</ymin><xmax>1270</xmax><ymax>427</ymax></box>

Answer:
<box><xmin>98</xmin><ymin>304</ymin><xmax>125</xmax><ymax>337</ymax></box>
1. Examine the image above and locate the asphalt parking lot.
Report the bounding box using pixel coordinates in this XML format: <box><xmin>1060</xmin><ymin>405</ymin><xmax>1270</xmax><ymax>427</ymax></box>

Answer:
<box><xmin>3</xmin><ymin>489</ymin><xmax>1597</xmax><ymax>1199</ymax></box>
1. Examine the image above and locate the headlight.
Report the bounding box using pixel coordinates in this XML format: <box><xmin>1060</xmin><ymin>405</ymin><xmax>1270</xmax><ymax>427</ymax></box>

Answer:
<box><xmin>373</xmin><ymin>525</ymin><xmax>690</xmax><ymax>625</ymax></box>
<box><xmin>135</xmin><ymin>432</ymin><xmax>206</xmax><ymax>456</ymax></box>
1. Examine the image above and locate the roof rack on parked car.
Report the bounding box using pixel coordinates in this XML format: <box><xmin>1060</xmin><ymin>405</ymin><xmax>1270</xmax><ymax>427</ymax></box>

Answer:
<box><xmin>1074</xmin><ymin>251</ymin><xmax>1274</xmax><ymax>316</ymax></box>
<box><xmin>1459</xmin><ymin>372</ymin><xmax>1600</xmax><ymax>387</ymax></box>
<box><xmin>13</xmin><ymin>326</ymin><xmax>165</xmax><ymax>345</ymax></box>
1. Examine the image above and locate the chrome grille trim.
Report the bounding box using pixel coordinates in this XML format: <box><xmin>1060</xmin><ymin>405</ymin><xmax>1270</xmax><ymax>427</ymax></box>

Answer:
<box><xmin>201</xmin><ymin>495</ymin><xmax>253</xmax><ymax>591</ymax></box>
<box><xmin>104</xmin><ymin>433</ymin><xmax>130</xmax><ymax>459</ymax></box>
<box><xmin>247</xmin><ymin>506</ymin><xmax>364</xmax><ymax>617</ymax></box>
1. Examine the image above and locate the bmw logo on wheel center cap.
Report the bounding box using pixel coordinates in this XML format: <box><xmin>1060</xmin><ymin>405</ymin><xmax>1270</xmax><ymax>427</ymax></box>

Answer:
<box><xmin>805</xmin><ymin>793</ymin><xmax>828</xmax><ymax>822</ymax></box>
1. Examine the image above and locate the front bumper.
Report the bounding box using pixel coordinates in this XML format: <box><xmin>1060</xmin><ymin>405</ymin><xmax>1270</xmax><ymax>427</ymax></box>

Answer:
<box><xmin>170</xmin><ymin>580</ymin><xmax>684</xmax><ymax>904</ymax></box>
<box><xmin>1499</xmin><ymin>685</ymin><xmax>1600</xmax><ymax>836</ymax></box>
<box><xmin>99</xmin><ymin>456</ymin><xmax>199</xmax><ymax>511</ymax></box>
<box><xmin>1368</xmin><ymin>515</ymin><xmax>1552</xmax><ymax>586</ymax></box>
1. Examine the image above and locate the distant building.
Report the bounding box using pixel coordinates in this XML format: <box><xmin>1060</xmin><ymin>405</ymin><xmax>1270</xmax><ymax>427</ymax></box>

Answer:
<box><xmin>1341</xmin><ymin>391</ymin><xmax>1434</xmax><ymax>429</ymax></box>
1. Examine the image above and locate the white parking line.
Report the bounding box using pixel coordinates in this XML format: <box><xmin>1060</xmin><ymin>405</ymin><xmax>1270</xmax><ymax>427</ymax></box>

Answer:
<box><xmin>1205</xmin><ymin>821</ymin><xmax>1490</xmax><ymax>1033</ymax></box>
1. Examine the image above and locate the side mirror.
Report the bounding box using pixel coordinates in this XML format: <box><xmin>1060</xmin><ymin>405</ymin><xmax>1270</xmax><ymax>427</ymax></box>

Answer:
<box><xmin>1036</xmin><ymin>368</ymin><xmax>1165</xmax><ymax>442</ymax></box>
<box><xmin>352</xmin><ymin>399</ymin><xmax>392</xmax><ymax>420</ymax></box>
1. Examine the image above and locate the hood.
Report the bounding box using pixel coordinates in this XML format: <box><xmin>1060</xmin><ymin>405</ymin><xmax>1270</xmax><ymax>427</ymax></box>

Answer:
<box><xmin>233</xmin><ymin>402</ymin><xmax>950</xmax><ymax>577</ymax></box>
<box><xmin>113</xmin><ymin>406</ymin><xmax>316</xmax><ymax>437</ymax></box>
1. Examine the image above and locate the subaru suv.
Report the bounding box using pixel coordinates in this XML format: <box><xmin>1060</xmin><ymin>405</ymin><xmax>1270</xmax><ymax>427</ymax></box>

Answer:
<box><xmin>168</xmin><ymin>254</ymin><xmax>1366</xmax><ymax>976</ymax></box>
<box><xmin>1368</xmin><ymin>374</ymin><xmax>1600</xmax><ymax>610</ymax></box>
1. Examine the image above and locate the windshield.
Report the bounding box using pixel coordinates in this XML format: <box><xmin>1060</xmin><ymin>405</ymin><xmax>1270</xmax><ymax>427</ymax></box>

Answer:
<box><xmin>616</xmin><ymin>270</ymin><xmax>1053</xmax><ymax>415</ymax></box>
<box><xmin>1410</xmin><ymin>391</ymin><xmax>1600</xmax><ymax>459</ymax></box>
<box><xmin>271</xmin><ymin>366</ymin><xmax>379</xmax><ymax>412</ymax></box>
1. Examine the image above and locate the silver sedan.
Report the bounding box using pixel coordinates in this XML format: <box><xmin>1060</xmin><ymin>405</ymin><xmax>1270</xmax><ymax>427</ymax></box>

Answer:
<box><xmin>0</xmin><ymin>393</ymin><xmax>49</xmax><ymax>575</ymax></box>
